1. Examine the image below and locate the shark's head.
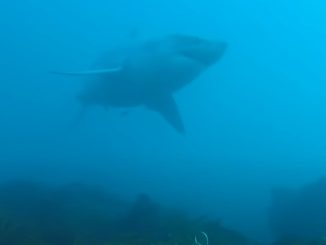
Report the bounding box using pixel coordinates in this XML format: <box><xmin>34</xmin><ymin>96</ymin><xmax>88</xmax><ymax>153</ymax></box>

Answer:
<box><xmin>168</xmin><ymin>34</ymin><xmax>227</xmax><ymax>66</ymax></box>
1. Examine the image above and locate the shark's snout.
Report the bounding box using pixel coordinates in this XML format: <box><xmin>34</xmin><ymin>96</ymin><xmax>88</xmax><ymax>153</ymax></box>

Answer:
<box><xmin>211</xmin><ymin>40</ymin><xmax>227</xmax><ymax>63</ymax></box>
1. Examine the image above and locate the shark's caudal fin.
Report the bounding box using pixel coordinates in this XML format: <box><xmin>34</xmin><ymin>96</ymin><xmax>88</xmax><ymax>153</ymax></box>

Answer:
<box><xmin>51</xmin><ymin>68</ymin><xmax>122</xmax><ymax>76</ymax></box>
<box><xmin>146</xmin><ymin>94</ymin><xmax>185</xmax><ymax>134</ymax></box>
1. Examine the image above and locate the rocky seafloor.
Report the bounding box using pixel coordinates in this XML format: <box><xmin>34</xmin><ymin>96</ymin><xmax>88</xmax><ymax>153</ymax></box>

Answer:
<box><xmin>1</xmin><ymin>180</ymin><xmax>326</xmax><ymax>245</ymax></box>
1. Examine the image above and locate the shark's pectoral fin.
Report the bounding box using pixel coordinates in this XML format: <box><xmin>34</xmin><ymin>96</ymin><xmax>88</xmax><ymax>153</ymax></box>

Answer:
<box><xmin>145</xmin><ymin>94</ymin><xmax>185</xmax><ymax>134</ymax></box>
<box><xmin>51</xmin><ymin>68</ymin><xmax>122</xmax><ymax>76</ymax></box>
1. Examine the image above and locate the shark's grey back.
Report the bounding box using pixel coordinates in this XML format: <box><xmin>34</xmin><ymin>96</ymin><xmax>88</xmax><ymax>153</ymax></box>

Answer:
<box><xmin>79</xmin><ymin>40</ymin><xmax>154</xmax><ymax>107</ymax></box>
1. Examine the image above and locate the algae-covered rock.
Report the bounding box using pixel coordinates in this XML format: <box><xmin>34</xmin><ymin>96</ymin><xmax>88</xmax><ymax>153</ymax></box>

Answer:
<box><xmin>0</xmin><ymin>180</ymin><xmax>258</xmax><ymax>245</ymax></box>
<box><xmin>272</xmin><ymin>236</ymin><xmax>326</xmax><ymax>245</ymax></box>
<box><xmin>270</xmin><ymin>177</ymin><xmax>326</xmax><ymax>240</ymax></box>
<box><xmin>0</xmin><ymin>209</ymin><xmax>44</xmax><ymax>245</ymax></box>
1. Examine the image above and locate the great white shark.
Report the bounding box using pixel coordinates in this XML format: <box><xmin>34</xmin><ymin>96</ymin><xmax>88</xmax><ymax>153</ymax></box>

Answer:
<box><xmin>54</xmin><ymin>34</ymin><xmax>227</xmax><ymax>133</ymax></box>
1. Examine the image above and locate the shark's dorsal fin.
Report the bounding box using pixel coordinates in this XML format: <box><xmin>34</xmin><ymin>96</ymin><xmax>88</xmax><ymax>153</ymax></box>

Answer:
<box><xmin>146</xmin><ymin>94</ymin><xmax>185</xmax><ymax>134</ymax></box>
<box><xmin>51</xmin><ymin>68</ymin><xmax>122</xmax><ymax>76</ymax></box>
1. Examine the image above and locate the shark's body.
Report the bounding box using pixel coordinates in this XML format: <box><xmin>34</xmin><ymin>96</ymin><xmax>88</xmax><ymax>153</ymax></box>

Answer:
<box><xmin>55</xmin><ymin>34</ymin><xmax>227</xmax><ymax>133</ymax></box>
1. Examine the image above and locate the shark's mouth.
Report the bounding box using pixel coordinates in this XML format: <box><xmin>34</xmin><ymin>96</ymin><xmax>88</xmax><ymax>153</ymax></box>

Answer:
<box><xmin>180</xmin><ymin>50</ymin><xmax>219</xmax><ymax>66</ymax></box>
<box><xmin>181</xmin><ymin>41</ymin><xmax>227</xmax><ymax>66</ymax></box>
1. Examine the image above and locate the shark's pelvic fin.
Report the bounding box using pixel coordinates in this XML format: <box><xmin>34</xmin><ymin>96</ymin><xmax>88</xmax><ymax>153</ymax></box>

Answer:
<box><xmin>146</xmin><ymin>94</ymin><xmax>185</xmax><ymax>134</ymax></box>
<box><xmin>51</xmin><ymin>68</ymin><xmax>122</xmax><ymax>76</ymax></box>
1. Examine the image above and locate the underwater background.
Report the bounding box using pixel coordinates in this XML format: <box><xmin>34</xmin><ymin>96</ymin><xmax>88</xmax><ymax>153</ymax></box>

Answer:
<box><xmin>1</xmin><ymin>0</ymin><xmax>326</xmax><ymax>244</ymax></box>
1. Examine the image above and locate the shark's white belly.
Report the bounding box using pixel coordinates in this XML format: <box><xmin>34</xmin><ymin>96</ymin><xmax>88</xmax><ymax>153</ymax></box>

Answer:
<box><xmin>124</xmin><ymin>50</ymin><xmax>205</xmax><ymax>93</ymax></box>
<box><xmin>87</xmin><ymin>52</ymin><xmax>205</xmax><ymax>107</ymax></box>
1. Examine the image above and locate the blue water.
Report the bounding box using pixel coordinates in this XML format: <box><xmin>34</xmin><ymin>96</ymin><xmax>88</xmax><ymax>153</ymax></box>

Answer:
<box><xmin>1</xmin><ymin>0</ymin><xmax>326</xmax><ymax>243</ymax></box>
